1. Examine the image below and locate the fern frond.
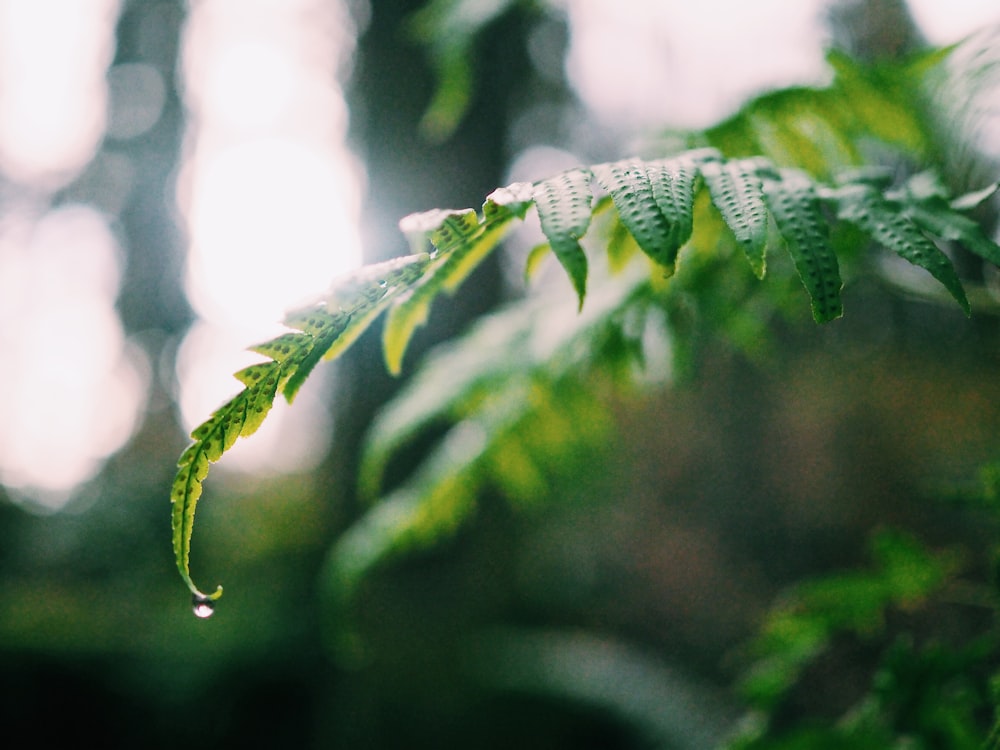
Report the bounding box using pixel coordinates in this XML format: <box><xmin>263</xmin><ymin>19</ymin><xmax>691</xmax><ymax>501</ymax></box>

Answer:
<box><xmin>384</xmin><ymin>186</ymin><xmax>535</xmax><ymax>374</ymax></box>
<box><xmin>383</xmin><ymin>209</ymin><xmax>481</xmax><ymax>375</ymax></box>
<box><xmin>171</xmin><ymin>143</ymin><xmax>1000</xmax><ymax>606</ymax></box>
<box><xmin>894</xmin><ymin>176</ymin><xmax>1000</xmax><ymax>268</ymax></box>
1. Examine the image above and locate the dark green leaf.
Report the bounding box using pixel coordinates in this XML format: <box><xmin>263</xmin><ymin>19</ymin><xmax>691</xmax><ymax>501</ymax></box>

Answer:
<box><xmin>763</xmin><ymin>169</ymin><xmax>843</xmax><ymax>322</ymax></box>
<box><xmin>700</xmin><ymin>155</ymin><xmax>771</xmax><ymax>279</ymax></box>
<box><xmin>533</xmin><ymin>168</ymin><xmax>594</xmax><ymax>308</ymax></box>
<box><xmin>592</xmin><ymin>159</ymin><xmax>683</xmax><ymax>272</ymax></box>
<box><xmin>834</xmin><ymin>185</ymin><xmax>971</xmax><ymax>315</ymax></box>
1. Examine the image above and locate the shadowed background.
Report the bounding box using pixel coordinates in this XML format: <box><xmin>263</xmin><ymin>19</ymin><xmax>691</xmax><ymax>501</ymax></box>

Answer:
<box><xmin>1</xmin><ymin>0</ymin><xmax>999</xmax><ymax>747</ymax></box>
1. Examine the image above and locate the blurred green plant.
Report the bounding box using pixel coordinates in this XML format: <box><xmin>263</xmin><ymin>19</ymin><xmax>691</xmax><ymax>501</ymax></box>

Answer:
<box><xmin>724</xmin><ymin>525</ymin><xmax>1000</xmax><ymax>749</ymax></box>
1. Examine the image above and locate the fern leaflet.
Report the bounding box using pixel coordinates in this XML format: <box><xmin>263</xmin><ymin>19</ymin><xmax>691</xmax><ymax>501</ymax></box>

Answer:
<box><xmin>645</xmin><ymin>153</ymin><xmax>701</xmax><ymax>258</ymax></box>
<box><xmin>831</xmin><ymin>184</ymin><xmax>972</xmax><ymax>315</ymax></box>
<box><xmin>592</xmin><ymin>159</ymin><xmax>685</xmax><ymax>273</ymax></box>
<box><xmin>700</xmin><ymin>154</ymin><xmax>771</xmax><ymax>279</ymax></box>
<box><xmin>532</xmin><ymin>168</ymin><xmax>595</xmax><ymax>308</ymax></box>
<box><xmin>762</xmin><ymin>168</ymin><xmax>843</xmax><ymax>322</ymax></box>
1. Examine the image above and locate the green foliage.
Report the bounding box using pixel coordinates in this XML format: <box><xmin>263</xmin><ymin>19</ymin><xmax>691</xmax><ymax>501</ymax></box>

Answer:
<box><xmin>700</xmin><ymin>156</ymin><xmax>771</xmax><ymax>278</ymax></box>
<box><xmin>171</xmin><ymin>147</ymin><xmax>999</xmax><ymax>605</ymax></box>
<box><xmin>831</xmin><ymin>182</ymin><xmax>971</xmax><ymax>314</ymax></box>
<box><xmin>155</xmin><ymin>17</ymin><xmax>1000</xmax><ymax>748</ymax></box>
<box><xmin>737</xmin><ymin>531</ymin><xmax>960</xmax><ymax>711</ymax></box>
<box><xmin>170</xmin><ymin>30</ymin><xmax>1000</xmax><ymax>656</ymax></box>
<box><xmin>726</xmin><ymin>528</ymin><xmax>999</xmax><ymax>750</ymax></box>
<box><xmin>408</xmin><ymin>0</ymin><xmax>528</xmax><ymax>140</ymax></box>
<box><xmin>697</xmin><ymin>47</ymin><xmax>945</xmax><ymax>175</ymax></box>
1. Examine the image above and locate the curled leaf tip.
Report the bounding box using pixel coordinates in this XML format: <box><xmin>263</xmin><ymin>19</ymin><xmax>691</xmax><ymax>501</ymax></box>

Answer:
<box><xmin>203</xmin><ymin>584</ymin><xmax>224</xmax><ymax>601</ymax></box>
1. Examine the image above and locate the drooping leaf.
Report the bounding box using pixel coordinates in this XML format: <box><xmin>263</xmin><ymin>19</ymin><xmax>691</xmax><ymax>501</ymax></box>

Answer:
<box><xmin>170</xmin><ymin>253</ymin><xmax>432</xmax><ymax>602</ymax></box>
<box><xmin>171</xmin><ymin>368</ymin><xmax>280</xmax><ymax>602</ymax></box>
<box><xmin>833</xmin><ymin>184</ymin><xmax>971</xmax><ymax>315</ymax></box>
<box><xmin>644</xmin><ymin>153</ymin><xmax>701</xmax><ymax>256</ymax></box>
<box><xmin>532</xmin><ymin>168</ymin><xmax>594</xmax><ymax>308</ymax></box>
<box><xmin>172</xmin><ymin>444</ymin><xmax>218</xmax><ymax>603</ymax></box>
<box><xmin>762</xmin><ymin>169</ymin><xmax>843</xmax><ymax>322</ymax></box>
<box><xmin>592</xmin><ymin>159</ymin><xmax>683</xmax><ymax>273</ymax></box>
<box><xmin>700</xmin><ymin>154</ymin><xmax>771</xmax><ymax>279</ymax></box>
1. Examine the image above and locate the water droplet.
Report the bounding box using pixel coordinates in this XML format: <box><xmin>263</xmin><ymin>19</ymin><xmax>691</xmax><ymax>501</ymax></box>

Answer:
<box><xmin>192</xmin><ymin>594</ymin><xmax>215</xmax><ymax>619</ymax></box>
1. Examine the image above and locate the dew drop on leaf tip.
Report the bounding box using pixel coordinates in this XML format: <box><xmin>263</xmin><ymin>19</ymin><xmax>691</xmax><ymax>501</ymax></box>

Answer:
<box><xmin>192</xmin><ymin>594</ymin><xmax>216</xmax><ymax>619</ymax></box>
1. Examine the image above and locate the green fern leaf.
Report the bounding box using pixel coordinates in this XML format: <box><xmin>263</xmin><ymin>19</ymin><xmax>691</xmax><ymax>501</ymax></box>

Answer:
<box><xmin>249</xmin><ymin>332</ymin><xmax>311</xmax><ymax>364</ymax></box>
<box><xmin>281</xmin><ymin>307</ymin><xmax>352</xmax><ymax>402</ymax></box>
<box><xmin>171</xmin><ymin>135</ymin><xmax>1000</xmax><ymax>610</ymax></box>
<box><xmin>644</xmin><ymin>154</ymin><xmax>701</xmax><ymax>257</ymax></box>
<box><xmin>762</xmin><ymin>169</ymin><xmax>843</xmax><ymax>322</ymax></box>
<box><xmin>171</xmin><ymin>365</ymin><xmax>280</xmax><ymax>602</ymax></box>
<box><xmin>171</xmin><ymin>253</ymin><xmax>432</xmax><ymax>602</ymax></box>
<box><xmin>699</xmin><ymin>155</ymin><xmax>771</xmax><ymax>279</ymax></box>
<box><xmin>484</xmin><ymin>181</ymin><xmax>535</xmax><ymax>221</ymax></box>
<box><xmin>592</xmin><ymin>159</ymin><xmax>685</xmax><ymax>273</ymax></box>
<box><xmin>532</xmin><ymin>168</ymin><xmax>594</xmax><ymax>308</ymax></box>
<box><xmin>231</xmin><ymin>362</ymin><xmax>284</xmax><ymax>437</ymax></box>
<box><xmin>384</xmin><ymin>204</ymin><xmax>519</xmax><ymax>374</ymax></box>
<box><xmin>383</xmin><ymin>210</ymin><xmax>481</xmax><ymax>374</ymax></box>
<box><xmin>833</xmin><ymin>185</ymin><xmax>971</xmax><ymax>315</ymax></box>
<box><xmin>400</xmin><ymin>207</ymin><xmax>481</xmax><ymax>254</ymax></box>
<box><xmin>172</xmin><ymin>445</ymin><xmax>217</xmax><ymax>604</ymax></box>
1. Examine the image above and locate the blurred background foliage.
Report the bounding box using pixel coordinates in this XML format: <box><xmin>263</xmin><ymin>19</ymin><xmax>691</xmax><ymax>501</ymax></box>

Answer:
<box><xmin>3</xmin><ymin>0</ymin><xmax>1000</xmax><ymax>748</ymax></box>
